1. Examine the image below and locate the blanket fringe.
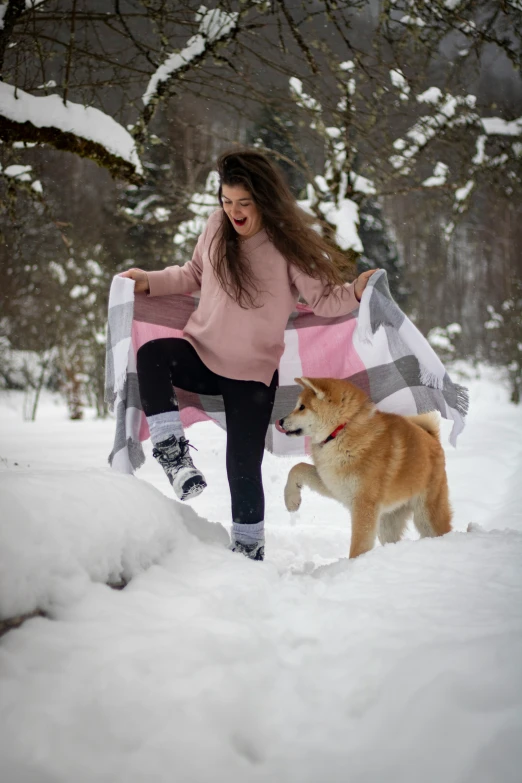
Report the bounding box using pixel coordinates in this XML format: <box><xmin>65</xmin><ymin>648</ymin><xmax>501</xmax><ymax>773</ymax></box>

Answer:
<box><xmin>419</xmin><ymin>366</ymin><xmax>445</xmax><ymax>391</ymax></box>
<box><xmin>454</xmin><ymin>383</ymin><xmax>470</xmax><ymax>418</ymax></box>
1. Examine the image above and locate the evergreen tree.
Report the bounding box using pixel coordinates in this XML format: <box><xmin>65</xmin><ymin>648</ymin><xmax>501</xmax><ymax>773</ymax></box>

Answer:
<box><xmin>247</xmin><ymin>106</ymin><xmax>307</xmax><ymax>197</ymax></box>
<box><xmin>485</xmin><ymin>278</ymin><xmax>522</xmax><ymax>404</ymax></box>
<box><xmin>357</xmin><ymin>200</ymin><xmax>407</xmax><ymax>306</ymax></box>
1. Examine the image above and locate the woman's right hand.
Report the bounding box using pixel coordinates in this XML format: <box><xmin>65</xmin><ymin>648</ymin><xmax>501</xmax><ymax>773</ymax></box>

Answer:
<box><xmin>120</xmin><ymin>268</ymin><xmax>150</xmax><ymax>293</ymax></box>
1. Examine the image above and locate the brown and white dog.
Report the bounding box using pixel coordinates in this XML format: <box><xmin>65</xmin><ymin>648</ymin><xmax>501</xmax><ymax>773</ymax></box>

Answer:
<box><xmin>279</xmin><ymin>377</ymin><xmax>452</xmax><ymax>559</ymax></box>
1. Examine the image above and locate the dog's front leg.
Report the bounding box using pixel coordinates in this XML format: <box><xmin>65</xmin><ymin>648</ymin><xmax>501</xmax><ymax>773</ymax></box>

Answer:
<box><xmin>284</xmin><ymin>462</ymin><xmax>333</xmax><ymax>512</ymax></box>
<box><xmin>349</xmin><ymin>499</ymin><xmax>380</xmax><ymax>559</ymax></box>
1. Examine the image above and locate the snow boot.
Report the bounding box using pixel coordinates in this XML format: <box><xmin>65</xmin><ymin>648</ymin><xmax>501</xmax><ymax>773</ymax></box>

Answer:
<box><xmin>229</xmin><ymin>538</ymin><xmax>265</xmax><ymax>561</ymax></box>
<box><xmin>152</xmin><ymin>434</ymin><xmax>207</xmax><ymax>501</ymax></box>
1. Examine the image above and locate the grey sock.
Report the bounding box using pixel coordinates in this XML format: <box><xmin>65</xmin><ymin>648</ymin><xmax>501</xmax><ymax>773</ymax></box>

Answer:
<box><xmin>148</xmin><ymin>411</ymin><xmax>184</xmax><ymax>446</ymax></box>
<box><xmin>232</xmin><ymin>520</ymin><xmax>265</xmax><ymax>545</ymax></box>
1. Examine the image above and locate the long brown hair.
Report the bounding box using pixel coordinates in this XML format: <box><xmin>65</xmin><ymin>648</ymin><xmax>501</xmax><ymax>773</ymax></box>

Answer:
<box><xmin>211</xmin><ymin>147</ymin><xmax>351</xmax><ymax>308</ymax></box>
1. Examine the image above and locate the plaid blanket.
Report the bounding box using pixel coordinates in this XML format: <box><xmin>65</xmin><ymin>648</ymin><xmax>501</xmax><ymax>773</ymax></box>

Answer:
<box><xmin>105</xmin><ymin>270</ymin><xmax>468</xmax><ymax>473</ymax></box>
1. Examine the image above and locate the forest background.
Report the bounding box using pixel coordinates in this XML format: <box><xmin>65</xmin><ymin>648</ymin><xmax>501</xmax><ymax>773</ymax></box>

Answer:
<box><xmin>0</xmin><ymin>0</ymin><xmax>521</xmax><ymax>420</ymax></box>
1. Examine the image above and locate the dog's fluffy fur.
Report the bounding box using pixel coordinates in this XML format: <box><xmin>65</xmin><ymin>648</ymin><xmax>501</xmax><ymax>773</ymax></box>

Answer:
<box><xmin>280</xmin><ymin>377</ymin><xmax>452</xmax><ymax>559</ymax></box>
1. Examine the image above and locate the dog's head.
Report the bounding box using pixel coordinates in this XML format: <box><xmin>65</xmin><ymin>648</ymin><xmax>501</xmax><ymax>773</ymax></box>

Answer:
<box><xmin>278</xmin><ymin>377</ymin><xmax>371</xmax><ymax>444</ymax></box>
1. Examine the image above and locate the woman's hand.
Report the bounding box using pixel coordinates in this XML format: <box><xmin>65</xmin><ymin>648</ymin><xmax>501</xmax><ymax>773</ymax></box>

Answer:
<box><xmin>354</xmin><ymin>269</ymin><xmax>379</xmax><ymax>302</ymax></box>
<box><xmin>120</xmin><ymin>268</ymin><xmax>150</xmax><ymax>294</ymax></box>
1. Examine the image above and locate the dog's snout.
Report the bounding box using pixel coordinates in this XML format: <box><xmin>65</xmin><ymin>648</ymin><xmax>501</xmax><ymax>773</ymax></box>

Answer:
<box><xmin>275</xmin><ymin>418</ymin><xmax>287</xmax><ymax>434</ymax></box>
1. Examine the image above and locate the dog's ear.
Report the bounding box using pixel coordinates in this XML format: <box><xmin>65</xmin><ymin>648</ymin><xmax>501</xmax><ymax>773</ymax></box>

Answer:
<box><xmin>294</xmin><ymin>377</ymin><xmax>326</xmax><ymax>400</ymax></box>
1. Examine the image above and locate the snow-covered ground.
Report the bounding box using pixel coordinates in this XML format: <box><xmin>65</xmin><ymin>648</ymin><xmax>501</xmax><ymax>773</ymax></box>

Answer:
<box><xmin>1</xmin><ymin>364</ymin><xmax>521</xmax><ymax>783</ymax></box>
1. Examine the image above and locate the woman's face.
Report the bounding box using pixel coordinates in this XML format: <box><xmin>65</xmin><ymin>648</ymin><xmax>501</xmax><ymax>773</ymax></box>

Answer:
<box><xmin>221</xmin><ymin>184</ymin><xmax>263</xmax><ymax>239</ymax></box>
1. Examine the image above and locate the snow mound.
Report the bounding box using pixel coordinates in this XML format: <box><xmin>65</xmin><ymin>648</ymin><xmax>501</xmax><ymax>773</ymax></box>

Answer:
<box><xmin>0</xmin><ymin>468</ymin><xmax>228</xmax><ymax>620</ymax></box>
<box><xmin>1</xmin><ymin>524</ymin><xmax>521</xmax><ymax>783</ymax></box>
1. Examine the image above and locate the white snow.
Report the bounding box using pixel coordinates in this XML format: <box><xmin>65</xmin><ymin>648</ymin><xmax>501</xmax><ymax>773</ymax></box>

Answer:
<box><xmin>350</xmin><ymin>171</ymin><xmax>376</xmax><ymax>195</ymax></box>
<box><xmin>143</xmin><ymin>6</ymin><xmax>238</xmax><ymax>107</ymax></box>
<box><xmin>1</xmin><ymin>163</ymin><xmax>32</xmax><ymax>181</ymax></box>
<box><xmin>390</xmin><ymin>68</ymin><xmax>410</xmax><ymax>101</ymax></box>
<box><xmin>447</xmin><ymin>322</ymin><xmax>462</xmax><ymax>335</ymax></box>
<box><xmin>325</xmin><ymin>126</ymin><xmax>341</xmax><ymax>139</ymax></box>
<box><xmin>0</xmin><ymin>468</ymin><xmax>224</xmax><ymax>620</ymax></box>
<box><xmin>289</xmin><ymin>77</ymin><xmax>321</xmax><ymax>114</ymax></box>
<box><xmin>481</xmin><ymin>116</ymin><xmax>522</xmax><ymax>136</ymax></box>
<box><xmin>455</xmin><ymin>178</ymin><xmax>474</xmax><ymax>202</ymax></box>
<box><xmin>400</xmin><ymin>14</ymin><xmax>426</xmax><ymax>27</ymax></box>
<box><xmin>428</xmin><ymin>327</ymin><xmax>454</xmax><ymax>351</ymax></box>
<box><xmin>36</xmin><ymin>80</ymin><xmax>57</xmax><ymax>90</ymax></box>
<box><xmin>422</xmin><ymin>161</ymin><xmax>449</xmax><ymax>187</ymax></box>
<box><xmin>391</xmin><ymin>92</ymin><xmax>477</xmax><ymax>171</ymax></box>
<box><xmin>1</xmin><ymin>364</ymin><xmax>522</xmax><ymax>782</ymax></box>
<box><xmin>459</xmin><ymin>19</ymin><xmax>477</xmax><ymax>34</ymax></box>
<box><xmin>321</xmin><ymin>197</ymin><xmax>363</xmax><ymax>252</ymax></box>
<box><xmin>0</xmin><ymin>81</ymin><xmax>143</xmax><ymax>176</ymax></box>
<box><xmin>473</xmin><ymin>134</ymin><xmax>487</xmax><ymax>165</ymax></box>
<box><xmin>417</xmin><ymin>87</ymin><xmax>443</xmax><ymax>104</ymax></box>
<box><xmin>174</xmin><ymin>171</ymin><xmax>220</xmax><ymax>241</ymax></box>
<box><xmin>298</xmin><ymin>185</ymin><xmax>363</xmax><ymax>253</ymax></box>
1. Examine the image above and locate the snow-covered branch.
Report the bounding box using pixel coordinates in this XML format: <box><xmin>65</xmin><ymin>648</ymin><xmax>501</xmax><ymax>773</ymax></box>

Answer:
<box><xmin>290</xmin><ymin>51</ymin><xmax>521</xmax><ymax>233</ymax></box>
<box><xmin>0</xmin><ymin>82</ymin><xmax>143</xmax><ymax>183</ymax></box>
<box><xmin>289</xmin><ymin>77</ymin><xmax>367</xmax><ymax>254</ymax></box>
<box><xmin>134</xmin><ymin>5</ymin><xmax>240</xmax><ymax>145</ymax></box>
<box><xmin>142</xmin><ymin>7</ymin><xmax>239</xmax><ymax>107</ymax></box>
<box><xmin>389</xmin><ymin>87</ymin><xmax>478</xmax><ymax>174</ymax></box>
<box><xmin>0</xmin><ymin>3</ymin><xmax>258</xmax><ymax>181</ymax></box>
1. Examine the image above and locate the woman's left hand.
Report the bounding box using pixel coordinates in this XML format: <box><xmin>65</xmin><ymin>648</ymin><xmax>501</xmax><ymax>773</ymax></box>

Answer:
<box><xmin>354</xmin><ymin>269</ymin><xmax>379</xmax><ymax>302</ymax></box>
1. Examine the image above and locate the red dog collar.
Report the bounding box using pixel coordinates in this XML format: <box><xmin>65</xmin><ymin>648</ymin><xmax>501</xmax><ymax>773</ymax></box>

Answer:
<box><xmin>322</xmin><ymin>423</ymin><xmax>346</xmax><ymax>445</ymax></box>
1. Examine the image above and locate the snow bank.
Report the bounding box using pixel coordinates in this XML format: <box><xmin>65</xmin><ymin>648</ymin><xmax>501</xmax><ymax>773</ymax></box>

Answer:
<box><xmin>0</xmin><ymin>468</ymin><xmax>228</xmax><ymax>620</ymax></box>
<box><xmin>1</xmin><ymin>524</ymin><xmax>521</xmax><ymax>783</ymax></box>
<box><xmin>1</xmin><ymin>370</ymin><xmax>522</xmax><ymax>781</ymax></box>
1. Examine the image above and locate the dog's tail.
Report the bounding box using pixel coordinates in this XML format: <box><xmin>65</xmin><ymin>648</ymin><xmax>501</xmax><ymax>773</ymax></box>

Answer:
<box><xmin>407</xmin><ymin>412</ymin><xmax>440</xmax><ymax>439</ymax></box>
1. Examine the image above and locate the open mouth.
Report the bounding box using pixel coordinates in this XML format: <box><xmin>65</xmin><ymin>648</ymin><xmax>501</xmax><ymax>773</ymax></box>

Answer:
<box><xmin>233</xmin><ymin>217</ymin><xmax>247</xmax><ymax>227</ymax></box>
<box><xmin>276</xmin><ymin>419</ymin><xmax>302</xmax><ymax>437</ymax></box>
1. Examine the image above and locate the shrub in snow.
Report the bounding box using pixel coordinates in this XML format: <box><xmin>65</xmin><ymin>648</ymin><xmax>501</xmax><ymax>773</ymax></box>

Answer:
<box><xmin>428</xmin><ymin>323</ymin><xmax>462</xmax><ymax>364</ymax></box>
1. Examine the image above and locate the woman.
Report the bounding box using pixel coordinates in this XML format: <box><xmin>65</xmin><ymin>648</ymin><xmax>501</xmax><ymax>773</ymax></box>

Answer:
<box><xmin>122</xmin><ymin>148</ymin><xmax>376</xmax><ymax>561</ymax></box>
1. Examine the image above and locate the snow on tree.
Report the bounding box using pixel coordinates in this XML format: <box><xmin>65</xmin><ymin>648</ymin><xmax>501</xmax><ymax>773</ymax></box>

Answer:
<box><xmin>0</xmin><ymin>2</ymin><xmax>263</xmax><ymax>182</ymax></box>
<box><xmin>485</xmin><ymin>280</ymin><xmax>522</xmax><ymax>404</ymax></box>
<box><xmin>141</xmin><ymin>7</ymin><xmax>239</xmax><ymax>108</ymax></box>
<box><xmin>171</xmin><ymin>171</ymin><xmax>220</xmax><ymax>265</ymax></box>
<box><xmin>0</xmin><ymin>81</ymin><xmax>143</xmax><ymax>183</ymax></box>
<box><xmin>1</xmin><ymin>0</ymin><xmax>520</xmax><ymax>410</ymax></box>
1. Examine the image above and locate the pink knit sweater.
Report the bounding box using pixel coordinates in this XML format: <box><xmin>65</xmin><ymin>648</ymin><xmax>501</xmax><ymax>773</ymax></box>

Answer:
<box><xmin>147</xmin><ymin>210</ymin><xmax>359</xmax><ymax>385</ymax></box>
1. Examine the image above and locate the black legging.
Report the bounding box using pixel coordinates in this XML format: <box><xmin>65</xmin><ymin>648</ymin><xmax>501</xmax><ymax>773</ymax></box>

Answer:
<box><xmin>136</xmin><ymin>338</ymin><xmax>278</xmax><ymax>525</ymax></box>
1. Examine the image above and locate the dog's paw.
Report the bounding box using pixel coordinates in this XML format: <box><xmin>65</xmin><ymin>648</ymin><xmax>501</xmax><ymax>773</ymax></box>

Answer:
<box><xmin>284</xmin><ymin>481</ymin><xmax>302</xmax><ymax>512</ymax></box>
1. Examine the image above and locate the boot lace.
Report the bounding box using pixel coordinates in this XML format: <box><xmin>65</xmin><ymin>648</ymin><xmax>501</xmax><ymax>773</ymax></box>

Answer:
<box><xmin>152</xmin><ymin>435</ymin><xmax>196</xmax><ymax>473</ymax></box>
